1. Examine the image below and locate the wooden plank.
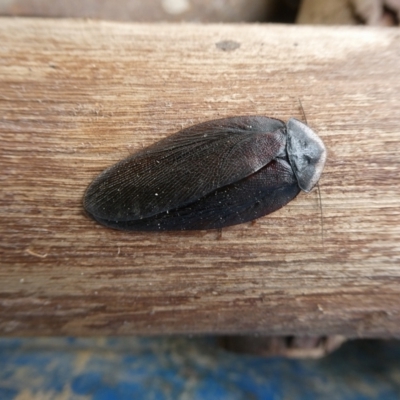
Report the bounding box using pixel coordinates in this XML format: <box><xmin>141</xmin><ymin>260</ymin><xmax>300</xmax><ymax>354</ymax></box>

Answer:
<box><xmin>0</xmin><ymin>18</ymin><xmax>399</xmax><ymax>337</ymax></box>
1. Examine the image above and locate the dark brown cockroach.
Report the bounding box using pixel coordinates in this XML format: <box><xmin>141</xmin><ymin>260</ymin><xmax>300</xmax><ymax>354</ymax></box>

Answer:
<box><xmin>84</xmin><ymin>116</ymin><xmax>326</xmax><ymax>231</ymax></box>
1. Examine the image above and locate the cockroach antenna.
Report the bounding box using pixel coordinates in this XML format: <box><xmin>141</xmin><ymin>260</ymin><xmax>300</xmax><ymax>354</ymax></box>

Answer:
<box><xmin>298</xmin><ymin>98</ymin><xmax>307</xmax><ymax>124</ymax></box>
<box><xmin>298</xmin><ymin>98</ymin><xmax>325</xmax><ymax>248</ymax></box>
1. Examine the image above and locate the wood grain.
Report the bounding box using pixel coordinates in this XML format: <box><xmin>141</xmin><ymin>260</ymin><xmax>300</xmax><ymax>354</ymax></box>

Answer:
<box><xmin>1</xmin><ymin>19</ymin><xmax>400</xmax><ymax>337</ymax></box>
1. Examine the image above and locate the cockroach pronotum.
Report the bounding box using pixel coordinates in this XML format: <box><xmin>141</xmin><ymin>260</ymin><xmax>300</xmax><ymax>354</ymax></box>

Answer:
<box><xmin>84</xmin><ymin>116</ymin><xmax>326</xmax><ymax>231</ymax></box>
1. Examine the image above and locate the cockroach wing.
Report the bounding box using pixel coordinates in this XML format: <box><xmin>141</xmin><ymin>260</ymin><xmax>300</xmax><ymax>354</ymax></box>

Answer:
<box><xmin>92</xmin><ymin>158</ymin><xmax>301</xmax><ymax>231</ymax></box>
<box><xmin>84</xmin><ymin>116</ymin><xmax>287</xmax><ymax>222</ymax></box>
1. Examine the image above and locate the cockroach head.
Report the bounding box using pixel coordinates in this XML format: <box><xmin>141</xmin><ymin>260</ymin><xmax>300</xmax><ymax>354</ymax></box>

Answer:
<box><xmin>286</xmin><ymin>118</ymin><xmax>326</xmax><ymax>192</ymax></box>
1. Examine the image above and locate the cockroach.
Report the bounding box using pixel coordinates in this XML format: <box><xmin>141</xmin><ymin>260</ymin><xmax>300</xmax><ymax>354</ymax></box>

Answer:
<box><xmin>84</xmin><ymin>116</ymin><xmax>326</xmax><ymax>231</ymax></box>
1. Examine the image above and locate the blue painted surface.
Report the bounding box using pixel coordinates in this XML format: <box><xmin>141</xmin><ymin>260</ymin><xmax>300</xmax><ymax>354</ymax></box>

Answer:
<box><xmin>1</xmin><ymin>337</ymin><xmax>400</xmax><ymax>399</ymax></box>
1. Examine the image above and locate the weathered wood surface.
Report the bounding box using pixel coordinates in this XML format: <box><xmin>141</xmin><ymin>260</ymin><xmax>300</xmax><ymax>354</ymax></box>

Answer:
<box><xmin>0</xmin><ymin>19</ymin><xmax>399</xmax><ymax>337</ymax></box>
